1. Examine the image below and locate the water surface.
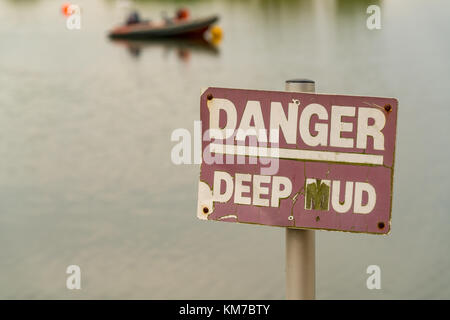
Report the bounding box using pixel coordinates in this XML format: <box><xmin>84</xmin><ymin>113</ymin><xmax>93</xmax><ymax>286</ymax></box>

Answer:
<box><xmin>0</xmin><ymin>0</ymin><xmax>449</xmax><ymax>299</ymax></box>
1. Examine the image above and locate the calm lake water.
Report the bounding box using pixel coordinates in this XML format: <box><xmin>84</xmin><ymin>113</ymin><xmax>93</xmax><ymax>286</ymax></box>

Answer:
<box><xmin>0</xmin><ymin>0</ymin><xmax>449</xmax><ymax>299</ymax></box>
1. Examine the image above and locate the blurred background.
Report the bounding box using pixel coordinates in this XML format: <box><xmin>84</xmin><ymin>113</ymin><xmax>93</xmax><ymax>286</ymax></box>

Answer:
<box><xmin>0</xmin><ymin>0</ymin><xmax>449</xmax><ymax>299</ymax></box>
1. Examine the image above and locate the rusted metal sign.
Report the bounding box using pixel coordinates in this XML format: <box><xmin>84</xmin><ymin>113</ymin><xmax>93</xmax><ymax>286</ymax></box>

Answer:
<box><xmin>197</xmin><ymin>87</ymin><xmax>398</xmax><ymax>234</ymax></box>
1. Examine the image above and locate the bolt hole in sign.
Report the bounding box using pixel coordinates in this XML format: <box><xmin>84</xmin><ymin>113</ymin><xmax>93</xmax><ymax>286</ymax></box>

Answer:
<box><xmin>197</xmin><ymin>87</ymin><xmax>398</xmax><ymax>234</ymax></box>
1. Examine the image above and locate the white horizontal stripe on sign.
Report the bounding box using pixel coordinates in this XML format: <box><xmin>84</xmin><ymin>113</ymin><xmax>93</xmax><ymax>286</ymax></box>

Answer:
<box><xmin>208</xmin><ymin>143</ymin><xmax>384</xmax><ymax>165</ymax></box>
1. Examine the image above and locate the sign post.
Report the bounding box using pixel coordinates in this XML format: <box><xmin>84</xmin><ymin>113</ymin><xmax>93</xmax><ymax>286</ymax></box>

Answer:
<box><xmin>285</xmin><ymin>79</ymin><xmax>315</xmax><ymax>300</ymax></box>
<box><xmin>197</xmin><ymin>81</ymin><xmax>398</xmax><ymax>299</ymax></box>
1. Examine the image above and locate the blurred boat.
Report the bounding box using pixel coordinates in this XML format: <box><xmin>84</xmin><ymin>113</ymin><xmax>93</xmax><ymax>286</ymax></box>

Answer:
<box><xmin>109</xmin><ymin>15</ymin><xmax>219</xmax><ymax>39</ymax></box>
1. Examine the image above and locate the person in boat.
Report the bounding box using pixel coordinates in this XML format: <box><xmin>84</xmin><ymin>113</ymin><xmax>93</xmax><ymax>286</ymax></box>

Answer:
<box><xmin>176</xmin><ymin>8</ymin><xmax>190</xmax><ymax>21</ymax></box>
<box><xmin>126</xmin><ymin>11</ymin><xmax>141</xmax><ymax>25</ymax></box>
<box><xmin>161</xmin><ymin>8</ymin><xmax>190</xmax><ymax>26</ymax></box>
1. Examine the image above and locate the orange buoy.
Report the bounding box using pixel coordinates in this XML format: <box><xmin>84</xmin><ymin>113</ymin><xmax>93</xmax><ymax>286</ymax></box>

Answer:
<box><xmin>61</xmin><ymin>3</ymin><xmax>72</xmax><ymax>17</ymax></box>
<box><xmin>210</xmin><ymin>25</ymin><xmax>223</xmax><ymax>41</ymax></box>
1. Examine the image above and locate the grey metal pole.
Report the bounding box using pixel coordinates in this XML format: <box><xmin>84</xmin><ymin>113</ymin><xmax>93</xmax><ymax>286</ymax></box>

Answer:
<box><xmin>285</xmin><ymin>79</ymin><xmax>316</xmax><ymax>300</ymax></box>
